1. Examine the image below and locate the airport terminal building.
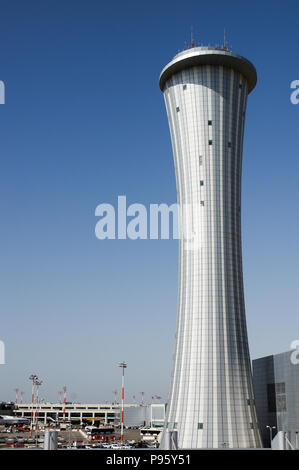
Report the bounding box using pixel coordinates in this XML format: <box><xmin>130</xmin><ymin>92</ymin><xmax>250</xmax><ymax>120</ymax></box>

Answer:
<box><xmin>252</xmin><ymin>350</ymin><xmax>299</xmax><ymax>448</ymax></box>
<box><xmin>14</xmin><ymin>402</ymin><xmax>165</xmax><ymax>428</ymax></box>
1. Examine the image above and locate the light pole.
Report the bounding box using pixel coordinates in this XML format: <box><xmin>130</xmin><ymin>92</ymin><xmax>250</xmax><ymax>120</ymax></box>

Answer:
<box><xmin>63</xmin><ymin>386</ymin><xmax>67</xmax><ymax>424</ymax></box>
<box><xmin>113</xmin><ymin>390</ymin><xmax>118</xmax><ymax>405</ymax></box>
<box><xmin>14</xmin><ymin>388</ymin><xmax>19</xmax><ymax>416</ymax></box>
<box><xmin>119</xmin><ymin>362</ymin><xmax>127</xmax><ymax>442</ymax></box>
<box><xmin>29</xmin><ymin>374</ymin><xmax>37</xmax><ymax>437</ymax></box>
<box><xmin>266</xmin><ymin>425</ymin><xmax>276</xmax><ymax>446</ymax></box>
<box><xmin>35</xmin><ymin>379</ymin><xmax>43</xmax><ymax>432</ymax></box>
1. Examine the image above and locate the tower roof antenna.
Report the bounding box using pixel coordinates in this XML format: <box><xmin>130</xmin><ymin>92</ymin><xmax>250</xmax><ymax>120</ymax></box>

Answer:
<box><xmin>190</xmin><ymin>25</ymin><xmax>194</xmax><ymax>48</ymax></box>
<box><xmin>223</xmin><ymin>28</ymin><xmax>227</xmax><ymax>50</ymax></box>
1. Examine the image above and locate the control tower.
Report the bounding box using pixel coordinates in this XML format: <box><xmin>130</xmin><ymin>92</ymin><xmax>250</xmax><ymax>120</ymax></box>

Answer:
<box><xmin>159</xmin><ymin>46</ymin><xmax>262</xmax><ymax>449</ymax></box>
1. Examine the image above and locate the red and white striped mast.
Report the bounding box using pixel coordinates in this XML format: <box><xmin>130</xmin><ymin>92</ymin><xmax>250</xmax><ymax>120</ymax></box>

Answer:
<box><xmin>119</xmin><ymin>362</ymin><xmax>127</xmax><ymax>442</ymax></box>
<box><xmin>63</xmin><ymin>386</ymin><xmax>67</xmax><ymax>424</ymax></box>
<box><xmin>20</xmin><ymin>391</ymin><xmax>24</xmax><ymax>404</ymax></box>
<box><xmin>29</xmin><ymin>374</ymin><xmax>37</xmax><ymax>437</ymax></box>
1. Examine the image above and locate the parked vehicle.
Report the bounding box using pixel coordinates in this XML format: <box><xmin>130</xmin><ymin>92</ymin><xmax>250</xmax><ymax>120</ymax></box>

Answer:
<box><xmin>17</xmin><ymin>426</ymin><xmax>30</xmax><ymax>432</ymax></box>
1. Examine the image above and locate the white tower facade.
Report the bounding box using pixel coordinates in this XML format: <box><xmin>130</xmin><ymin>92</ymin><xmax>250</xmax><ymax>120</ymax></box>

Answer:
<box><xmin>159</xmin><ymin>47</ymin><xmax>262</xmax><ymax>449</ymax></box>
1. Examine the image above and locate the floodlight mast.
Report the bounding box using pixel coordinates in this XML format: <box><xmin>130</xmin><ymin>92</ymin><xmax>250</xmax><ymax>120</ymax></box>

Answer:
<box><xmin>119</xmin><ymin>362</ymin><xmax>127</xmax><ymax>442</ymax></box>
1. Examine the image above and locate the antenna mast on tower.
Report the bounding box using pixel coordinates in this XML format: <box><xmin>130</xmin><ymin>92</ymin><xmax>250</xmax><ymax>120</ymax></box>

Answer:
<box><xmin>224</xmin><ymin>28</ymin><xmax>227</xmax><ymax>49</ymax></box>
<box><xmin>190</xmin><ymin>25</ymin><xmax>194</xmax><ymax>48</ymax></box>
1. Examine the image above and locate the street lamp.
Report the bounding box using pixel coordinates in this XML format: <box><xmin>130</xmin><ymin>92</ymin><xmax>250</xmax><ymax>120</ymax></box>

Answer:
<box><xmin>35</xmin><ymin>379</ymin><xmax>43</xmax><ymax>433</ymax></box>
<box><xmin>28</xmin><ymin>374</ymin><xmax>38</xmax><ymax>437</ymax></box>
<box><xmin>119</xmin><ymin>362</ymin><xmax>127</xmax><ymax>442</ymax></box>
<box><xmin>266</xmin><ymin>425</ymin><xmax>276</xmax><ymax>446</ymax></box>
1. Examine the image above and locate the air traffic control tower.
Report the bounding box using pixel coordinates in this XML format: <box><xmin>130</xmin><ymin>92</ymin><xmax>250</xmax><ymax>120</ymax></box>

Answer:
<box><xmin>159</xmin><ymin>46</ymin><xmax>262</xmax><ymax>449</ymax></box>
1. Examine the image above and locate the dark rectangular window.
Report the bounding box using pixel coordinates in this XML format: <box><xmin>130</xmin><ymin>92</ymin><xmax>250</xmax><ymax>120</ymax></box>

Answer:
<box><xmin>176</xmin><ymin>107</ymin><xmax>180</xmax><ymax>112</ymax></box>
<box><xmin>173</xmin><ymin>422</ymin><xmax>178</xmax><ymax>429</ymax></box>
<box><xmin>276</xmin><ymin>382</ymin><xmax>287</xmax><ymax>411</ymax></box>
<box><xmin>208</xmin><ymin>140</ymin><xmax>212</xmax><ymax>145</ymax></box>
<box><xmin>200</xmin><ymin>201</ymin><xmax>204</xmax><ymax>207</ymax></box>
<box><xmin>267</xmin><ymin>382</ymin><xmax>287</xmax><ymax>412</ymax></box>
<box><xmin>267</xmin><ymin>383</ymin><xmax>277</xmax><ymax>412</ymax></box>
<box><xmin>228</xmin><ymin>142</ymin><xmax>232</xmax><ymax>148</ymax></box>
<box><xmin>276</xmin><ymin>382</ymin><xmax>285</xmax><ymax>394</ymax></box>
<box><xmin>277</xmin><ymin>395</ymin><xmax>286</xmax><ymax>412</ymax></box>
<box><xmin>208</xmin><ymin>120</ymin><xmax>212</xmax><ymax>125</ymax></box>
<box><xmin>183</xmin><ymin>85</ymin><xmax>187</xmax><ymax>90</ymax></box>
<box><xmin>200</xmin><ymin>180</ymin><xmax>204</xmax><ymax>186</ymax></box>
<box><xmin>198</xmin><ymin>423</ymin><xmax>203</xmax><ymax>429</ymax></box>
<box><xmin>199</xmin><ymin>156</ymin><xmax>203</xmax><ymax>165</ymax></box>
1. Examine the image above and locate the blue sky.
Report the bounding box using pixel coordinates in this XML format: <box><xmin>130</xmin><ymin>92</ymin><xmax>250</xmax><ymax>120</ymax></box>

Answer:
<box><xmin>0</xmin><ymin>0</ymin><xmax>298</xmax><ymax>403</ymax></box>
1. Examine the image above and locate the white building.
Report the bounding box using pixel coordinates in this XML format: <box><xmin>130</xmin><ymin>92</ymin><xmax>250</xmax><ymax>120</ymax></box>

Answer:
<box><xmin>15</xmin><ymin>402</ymin><xmax>165</xmax><ymax>428</ymax></box>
